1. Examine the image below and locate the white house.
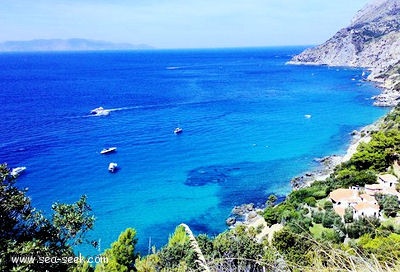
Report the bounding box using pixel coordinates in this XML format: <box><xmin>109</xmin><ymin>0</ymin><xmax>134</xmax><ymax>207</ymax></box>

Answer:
<box><xmin>329</xmin><ymin>188</ymin><xmax>360</xmax><ymax>206</ymax></box>
<box><xmin>378</xmin><ymin>174</ymin><xmax>398</xmax><ymax>188</ymax></box>
<box><xmin>365</xmin><ymin>175</ymin><xmax>400</xmax><ymax>199</ymax></box>
<box><xmin>360</xmin><ymin>193</ymin><xmax>378</xmax><ymax>205</ymax></box>
<box><xmin>353</xmin><ymin>202</ymin><xmax>380</xmax><ymax>219</ymax></box>
<box><xmin>365</xmin><ymin>183</ymin><xmax>385</xmax><ymax>196</ymax></box>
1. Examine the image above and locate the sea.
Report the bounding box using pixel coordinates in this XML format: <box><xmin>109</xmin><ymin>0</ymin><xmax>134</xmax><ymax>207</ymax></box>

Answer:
<box><xmin>0</xmin><ymin>47</ymin><xmax>389</xmax><ymax>255</ymax></box>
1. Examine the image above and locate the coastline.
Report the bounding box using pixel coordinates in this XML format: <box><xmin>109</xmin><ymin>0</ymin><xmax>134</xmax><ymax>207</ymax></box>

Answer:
<box><xmin>290</xmin><ymin>120</ymin><xmax>380</xmax><ymax>190</ymax></box>
<box><xmin>292</xmin><ymin>70</ymin><xmax>398</xmax><ymax>187</ymax></box>
<box><xmin>287</xmin><ymin>61</ymin><xmax>400</xmax><ymax>107</ymax></box>
<box><xmin>230</xmin><ymin>95</ymin><xmax>390</xmax><ymax>228</ymax></box>
<box><xmin>225</xmin><ymin>50</ymin><xmax>399</xmax><ymax>229</ymax></box>
<box><xmin>286</xmin><ymin>59</ymin><xmax>399</xmax><ymax>187</ymax></box>
<box><xmin>238</xmin><ymin>96</ymin><xmax>395</xmax><ymax>241</ymax></box>
<box><xmin>227</xmin><ymin>52</ymin><xmax>399</xmax><ymax>234</ymax></box>
<box><xmin>370</xmin><ymin>75</ymin><xmax>400</xmax><ymax>107</ymax></box>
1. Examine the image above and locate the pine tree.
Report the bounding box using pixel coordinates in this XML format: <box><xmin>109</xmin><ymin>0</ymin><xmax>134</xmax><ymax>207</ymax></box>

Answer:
<box><xmin>95</xmin><ymin>228</ymin><xmax>138</xmax><ymax>272</ymax></box>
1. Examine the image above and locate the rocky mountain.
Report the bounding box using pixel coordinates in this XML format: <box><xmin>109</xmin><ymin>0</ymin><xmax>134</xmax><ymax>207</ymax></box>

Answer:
<box><xmin>0</xmin><ymin>38</ymin><xmax>153</xmax><ymax>52</ymax></box>
<box><xmin>289</xmin><ymin>0</ymin><xmax>400</xmax><ymax>106</ymax></box>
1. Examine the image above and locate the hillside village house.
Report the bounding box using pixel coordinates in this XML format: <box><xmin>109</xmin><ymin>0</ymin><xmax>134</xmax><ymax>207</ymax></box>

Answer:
<box><xmin>379</xmin><ymin>173</ymin><xmax>399</xmax><ymax>187</ymax></box>
<box><xmin>365</xmin><ymin>174</ymin><xmax>399</xmax><ymax>198</ymax></box>
<box><xmin>365</xmin><ymin>184</ymin><xmax>384</xmax><ymax>196</ymax></box>
<box><xmin>329</xmin><ymin>173</ymin><xmax>399</xmax><ymax>220</ymax></box>
<box><xmin>359</xmin><ymin>193</ymin><xmax>377</xmax><ymax>204</ymax></box>
<box><xmin>329</xmin><ymin>188</ymin><xmax>380</xmax><ymax>220</ymax></box>
<box><xmin>353</xmin><ymin>202</ymin><xmax>380</xmax><ymax>219</ymax></box>
<box><xmin>329</xmin><ymin>188</ymin><xmax>360</xmax><ymax>206</ymax></box>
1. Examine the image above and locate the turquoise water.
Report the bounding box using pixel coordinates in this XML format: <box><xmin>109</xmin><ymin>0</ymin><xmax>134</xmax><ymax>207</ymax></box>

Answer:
<box><xmin>0</xmin><ymin>47</ymin><xmax>389</xmax><ymax>254</ymax></box>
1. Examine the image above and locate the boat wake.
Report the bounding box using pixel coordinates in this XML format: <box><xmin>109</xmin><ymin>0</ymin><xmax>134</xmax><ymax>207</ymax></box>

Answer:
<box><xmin>86</xmin><ymin>99</ymin><xmax>231</xmax><ymax>117</ymax></box>
<box><xmin>84</xmin><ymin>106</ymin><xmax>131</xmax><ymax>117</ymax></box>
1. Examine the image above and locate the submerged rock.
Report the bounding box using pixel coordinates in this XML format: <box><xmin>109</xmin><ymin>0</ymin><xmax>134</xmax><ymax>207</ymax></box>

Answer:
<box><xmin>185</xmin><ymin>166</ymin><xmax>229</xmax><ymax>186</ymax></box>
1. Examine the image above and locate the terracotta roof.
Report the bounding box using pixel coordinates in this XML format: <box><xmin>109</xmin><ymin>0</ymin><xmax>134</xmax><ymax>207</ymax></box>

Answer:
<box><xmin>354</xmin><ymin>202</ymin><xmax>379</xmax><ymax>212</ymax></box>
<box><xmin>360</xmin><ymin>193</ymin><xmax>376</xmax><ymax>203</ymax></box>
<box><xmin>334</xmin><ymin>206</ymin><xmax>346</xmax><ymax>217</ymax></box>
<box><xmin>329</xmin><ymin>189</ymin><xmax>359</xmax><ymax>203</ymax></box>
<box><xmin>378</xmin><ymin>174</ymin><xmax>398</xmax><ymax>184</ymax></box>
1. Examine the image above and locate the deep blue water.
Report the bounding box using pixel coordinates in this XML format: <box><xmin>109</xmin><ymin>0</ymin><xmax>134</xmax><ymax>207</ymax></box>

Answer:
<box><xmin>0</xmin><ymin>47</ymin><xmax>389</xmax><ymax>254</ymax></box>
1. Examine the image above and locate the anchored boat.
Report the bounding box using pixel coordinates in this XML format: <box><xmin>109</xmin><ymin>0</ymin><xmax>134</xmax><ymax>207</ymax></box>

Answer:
<box><xmin>174</xmin><ymin>127</ymin><xmax>183</xmax><ymax>134</ymax></box>
<box><xmin>108</xmin><ymin>162</ymin><xmax>118</xmax><ymax>173</ymax></box>
<box><xmin>100</xmin><ymin>147</ymin><xmax>117</xmax><ymax>154</ymax></box>
<box><xmin>11</xmin><ymin>166</ymin><xmax>26</xmax><ymax>176</ymax></box>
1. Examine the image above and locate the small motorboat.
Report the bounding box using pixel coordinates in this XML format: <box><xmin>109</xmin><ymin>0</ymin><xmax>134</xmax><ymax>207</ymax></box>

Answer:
<box><xmin>90</xmin><ymin>107</ymin><xmax>104</xmax><ymax>114</ymax></box>
<box><xmin>90</xmin><ymin>107</ymin><xmax>110</xmax><ymax>116</ymax></box>
<box><xmin>108</xmin><ymin>162</ymin><xmax>118</xmax><ymax>173</ymax></box>
<box><xmin>174</xmin><ymin>127</ymin><xmax>183</xmax><ymax>134</ymax></box>
<box><xmin>11</xmin><ymin>166</ymin><xmax>26</xmax><ymax>176</ymax></box>
<box><xmin>100</xmin><ymin>147</ymin><xmax>117</xmax><ymax>154</ymax></box>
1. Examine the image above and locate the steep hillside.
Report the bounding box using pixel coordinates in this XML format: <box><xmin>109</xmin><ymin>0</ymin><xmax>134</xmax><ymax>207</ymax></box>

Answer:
<box><xmin>289</xmin><ymin>0</ymin><xmax>400</xmax><ymax>106</ymax></box>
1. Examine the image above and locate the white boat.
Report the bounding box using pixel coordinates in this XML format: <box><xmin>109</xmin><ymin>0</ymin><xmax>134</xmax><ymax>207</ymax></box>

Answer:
<box><xmin>90</xmin><ymin>107</ymin><xmax>110</xmax><ymax>116</ymax></box>
<box><xmin>90</xmin><ymin>107</ymin><xmax>104</xmax><ymax>114</ymax></box>
<box><xmin>11</xmin><ymin>166</ymin><xmax>26</xmax><ymax>176</ymax></box>
<box><xmin>100</xmin><ymin>147</ymin><xmax>117</xmax><ymax>154</ymax></box>
<box><xmin>108</xmin><ymin>162</ymin><xmax>118</xmax><ymax>173</ymax></box>
<box><xmin>174</xmin><ymin>127</ymin><xmax>183</xmax><ymax>134</ymax></box>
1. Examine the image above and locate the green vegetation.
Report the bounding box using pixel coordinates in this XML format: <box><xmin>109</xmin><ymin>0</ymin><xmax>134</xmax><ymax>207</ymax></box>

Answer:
<box><xmin>350</xmin><ymin>130</ymin><xmax>400</xmax><ymax>171</ymax></box>
<box><xmin>95</xmin><ymin>228</ymin><xmax>138</xmax><ymax>272</ymax></box>
<box><xmin>376</xmin><ymin>194</ymin><xmax>400</xmax><ymax>217</ymax></box>
<box><xmin>344</xmin><ymin>207</ymin><xmax>354</xmax><ymax>223</ymax></box>
<box><xmin>0</xmin><ymin>163</ymin><xmax>95</xmax><ymax>272</ymax></box>
<box><xmin>357</xmin><ymin>233</ymin><xmax>400</xmax><ymax>263</ymax></box>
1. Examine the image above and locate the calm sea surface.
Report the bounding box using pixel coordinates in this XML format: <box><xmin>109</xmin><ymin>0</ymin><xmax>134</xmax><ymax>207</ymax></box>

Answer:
<box><xmin>0</xmin><ymin>47</ymin><xmax>389</xmax><ymax>254</ymax></box>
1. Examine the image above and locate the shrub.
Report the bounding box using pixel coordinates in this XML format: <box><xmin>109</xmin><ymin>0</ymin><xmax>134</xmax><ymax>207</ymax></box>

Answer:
<box><xmin>344</xmin><ymin>207</ymin><xmax>354</xmax><ymax>223</ymax></box>
<box><xmin>346</xmin><ymin>217</ymin><xmax>381</xmax><ymax>239</ymax></box>
<box><xmin>322</xmin><ymin>210</ymin><xmax>339</xmax><ymax>228</ymax></box>
<box><xmin>376</xmin><ymin>194</ymin><xmax>400</xmax><ymax>217</ymax></box>
<box><xmin>263</xmin><ymin>206</ymin><xmax>279</xmax><ymax>226</ymax></box>
<box><xmin>312</xmin><ymin>211</ymin><xmax>324</xmax><ymax>224</ymax></box>
<box><xmin>304</xmin><ymin>196</ymin><xmax>317</xmax><ymax>207</ymax></box>
<box><xmin>272</xmin><ymin>227</ymin><xmax>312</xmax><ymax>265</ymax></box>
<box><xmin>323</xmin><ymin>200</ymin><xmax>333</xmax><ymax>210</ymax></box>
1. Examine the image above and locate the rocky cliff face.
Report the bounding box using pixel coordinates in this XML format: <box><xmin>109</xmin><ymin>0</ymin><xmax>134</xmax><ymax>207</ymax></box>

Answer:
<box><xmin>289</xmin><ymin>0</ymin><xmax>400</xmax><ymax>106</ymax></box>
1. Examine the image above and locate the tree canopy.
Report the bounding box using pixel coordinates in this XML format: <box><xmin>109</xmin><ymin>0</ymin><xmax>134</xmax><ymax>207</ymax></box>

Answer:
<box><xmin>0</xmin><ymin>163</ymin><xmax>95</xmax><ymax>272</ymax></box>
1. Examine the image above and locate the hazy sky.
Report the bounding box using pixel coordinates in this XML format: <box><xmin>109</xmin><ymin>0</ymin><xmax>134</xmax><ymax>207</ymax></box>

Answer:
<box><xmin>0</xmin><ymin>0</ymin><xmax>370</xmax><ymax>49</ymax></box>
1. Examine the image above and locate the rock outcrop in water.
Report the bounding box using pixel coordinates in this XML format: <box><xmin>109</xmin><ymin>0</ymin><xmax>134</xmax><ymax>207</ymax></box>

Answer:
<box><xmin>289</xmin><ymin>0</ymin><xmax>400</xmax><ymax>106</ymax></box>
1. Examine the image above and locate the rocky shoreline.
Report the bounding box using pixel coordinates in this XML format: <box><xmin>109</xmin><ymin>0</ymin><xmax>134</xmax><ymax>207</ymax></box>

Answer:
<box><xmin>226</xmin><ymin>203</ymin><xmax>259</xmax><ymax>226</ymax></box>
<box><xmin>290</xmin><ymin>119</ymin><xmax>381</xmax><ymax>191</ymax></box>
<box><xmin>226</xmin><ymin>118</ymin><xmax>382</xmax><ymax>227</ymax></box>
<box><xmin>290</xmin><ymin>155</ymin><xmax>342</xmax><ymax>190</ymax></box>
<box><xmin>286</xmin><ymin>62</ymin><xmax>400</xmax><ymax>108</ymax></box>
<box><xmin>370</xmin><ymin>73</ymin><xmax>400</xmax><ymax>107</ymax></box>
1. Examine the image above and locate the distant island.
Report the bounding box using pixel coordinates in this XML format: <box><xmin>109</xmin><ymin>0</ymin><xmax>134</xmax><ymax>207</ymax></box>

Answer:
<box><xmin>0</xmin><ymin>38</ymin><xmax>153</xmax><ymax>52</ymax></box>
